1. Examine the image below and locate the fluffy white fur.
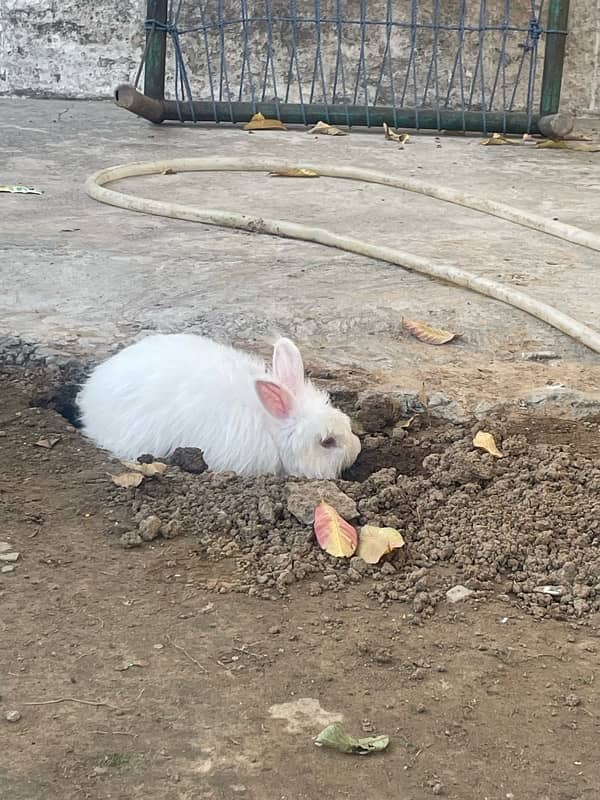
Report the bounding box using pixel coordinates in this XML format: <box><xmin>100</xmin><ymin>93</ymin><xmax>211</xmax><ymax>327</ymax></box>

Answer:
<box><xmin>77</xmin><ymin>334</ymin><xmax>361</xmax><ymax>479</ymax></box>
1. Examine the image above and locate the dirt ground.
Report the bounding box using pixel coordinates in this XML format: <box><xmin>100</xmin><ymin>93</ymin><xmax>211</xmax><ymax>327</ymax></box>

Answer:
<box><xmin>2</xmin><ymin>369</ymin><xmax>600</xmax><ymax>800</ymax></box>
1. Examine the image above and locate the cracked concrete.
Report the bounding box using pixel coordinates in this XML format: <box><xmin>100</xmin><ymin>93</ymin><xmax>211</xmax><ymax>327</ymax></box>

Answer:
<box><xmin>1</xmin><ymin>98</ymin><xmax>600</xmax><ymax>412</ymax></box>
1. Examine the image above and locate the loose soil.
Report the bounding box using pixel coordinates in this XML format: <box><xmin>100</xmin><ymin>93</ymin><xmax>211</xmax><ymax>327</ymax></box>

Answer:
<box><xmin>2</xmin><ymin>370</ymin><xmax>600</xmax><ymax>800</ymax></box>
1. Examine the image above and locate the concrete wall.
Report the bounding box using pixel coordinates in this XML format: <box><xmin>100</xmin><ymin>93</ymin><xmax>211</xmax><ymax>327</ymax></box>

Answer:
<box><xmin>0</xmin><ymin>0</ymin><xmax>598</xmax><ymax>116</ymax></box>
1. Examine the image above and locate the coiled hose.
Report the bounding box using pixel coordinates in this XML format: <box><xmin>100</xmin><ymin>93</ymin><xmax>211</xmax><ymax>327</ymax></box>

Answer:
<box><xmin>85</xmin><ymin>157</ymin><xmax>600</xmax><ymax>355</ymax></box>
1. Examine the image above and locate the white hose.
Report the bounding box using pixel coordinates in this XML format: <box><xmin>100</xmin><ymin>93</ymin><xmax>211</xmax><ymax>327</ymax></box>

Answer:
<box><xmin>85</xmin><ymin>157</ymin><xmax>600</xmax><ymax>355</ymax></box>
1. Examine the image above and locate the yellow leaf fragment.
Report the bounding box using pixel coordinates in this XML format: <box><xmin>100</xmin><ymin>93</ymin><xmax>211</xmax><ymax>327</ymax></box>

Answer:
<box><xmin>314</xmin><ymin>501</ymin><xmax>357</xmax><ymax>558</ymax></box>
<box><xmin>480</xmin><ymin>132</ymin><xmax>519</xmax><ymax>146</ymax></box>
<box><xmin>308</xmin><ymin>121</ymin><xmax>347</xmax><ymax>136</ymax></box>
<box><xmin>383</xmin><ymin>122</ymin><xmax>410</xmax><ymax>144</ymax></box>
<box><xmin>536</xmin><ymin>139</ymin><xmax>567</xmax><ymax>149</ymax></box>
<box><xmin>402</xmin><ymin>318</ymin><xmax>459</xmax><ymax>346</ymax></box>
<box><xmin>244</xmin><ymin>112</ymin><xmax>287</xmax><ymax>131</ymax></box>
<box><xmin>473</xmin><ymin>431</ymin><xmax>504</xmax><ymax>458</ymax></box>
<box><xmin>268</xmin><ymin>168</ymin><xmax>320</xmax><ymax>178</ymax></box>
<box><xmin>357</xmin><ymin>525</ymin><xmax>405</xmax><ymax>564</ymax></box>
<box><xmin>565</xmin><ymin>142</ymin><xmax>600</xmax><ymax>152</ymax></box>
<box><xmin>121</xmin><ymin>460</ymin><xmax>168</xmax><ymax>477</ymax></box>
<box><xmin>111</xmin><ymin>472</ymin><xmax>144</xmax><ymax>488</ymax></box>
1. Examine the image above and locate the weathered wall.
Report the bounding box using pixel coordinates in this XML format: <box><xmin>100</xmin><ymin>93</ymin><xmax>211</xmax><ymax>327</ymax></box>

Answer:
<box><xmin>0</xmin><ymin>0</ymin><xmax>598</xmax><ymax>115</ymax></box>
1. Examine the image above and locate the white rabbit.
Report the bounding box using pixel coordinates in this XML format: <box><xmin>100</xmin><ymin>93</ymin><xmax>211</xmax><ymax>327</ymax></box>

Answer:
<box><xmin>77</xmin><ymin>334</ymin><xmax>361</xmax><ymax>479</ymax></box>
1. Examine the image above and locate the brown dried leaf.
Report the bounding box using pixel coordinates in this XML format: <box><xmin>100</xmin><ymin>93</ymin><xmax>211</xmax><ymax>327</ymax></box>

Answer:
<box><xmin>111</xmin><ymin>472</ymin><xmax>144</xmax><ymax>488</ymax></box>
<box><xmin>480</xmin><ymin>133</ymin><xmax>519</xmax><ymax>146</ymax></box>
<box><xmin>35</xmin><ymin>436</ymin><xmax>61</xmax><ymax>449</ymax></box>
<box><xmin>122</xmin><ymin>460</ymin><xmax>168</xmax><ymax>477</ymax></box>
<box><xmin>565</xmin><ymin>142</ymin><xmax>600</xmax><ymax>152</ymax></box>
<box><xmin>243</xmin><ymin>112</ymin><xmax>287</xmax><ymax>131</ymax></box>
<box><xmin>536</xmin><ymin>139</ymin><xmax>567</xmax><ymax>150</ymax></box>
<box><xmin>308</xmin><ymin>121</ymin><xmax>347</xmax><ymax>136</ymax></box>
<box><xmin>402</xmin><ymin>318</ymin><xmax>459</xmax><ymax>346</ymax></box>
<box><xmin>268</xmin><ymin>168</ymin><xmax>320</xmax><ymax>178</ymax></box>
<box><xmin>473</xmin><ymin>431</ymin><xmax>504</xmax><ymax>458</ymax></box>
<box><xmin>383</xmin><ymin>122</ymin><xmax>410</xmax><ymax>144</ymax></box>
<box><xmin>357</xmin><ymin>525</ymin><xmax>405</xmax><ymax>564</ymax></box>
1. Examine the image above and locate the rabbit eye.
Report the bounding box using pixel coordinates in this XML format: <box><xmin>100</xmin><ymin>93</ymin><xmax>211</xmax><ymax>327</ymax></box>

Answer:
<box><xmin>321</xmin><ymin>436</ymin><xmax>336</xmax><ymax>449</ymax></box>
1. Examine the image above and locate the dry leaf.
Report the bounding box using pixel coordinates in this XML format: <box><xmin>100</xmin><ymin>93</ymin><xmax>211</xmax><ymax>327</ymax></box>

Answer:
<box><xmin>111</xmin><ymin>472</ymin><xmax>144</xmax><ymax>488</ymax></box>
<box><xmin>121</xmin><ymin>460</ymin><xmax>168</xmax><ymax>477</ymax></box>
<box><xmin>243</xmin><ymin>112</ymin><xmax>287</xmax><ymax>131</ymax></box>
<box><xmin>315</xmin><ymin>723</ymin><xmax>389</xmax><ymax>754</ymax></box>
<box><xmin>383</xmin><ymin>122</ymin><xmax>409</xmax><ymax>144</ymax></box>
<box><xmin>268</xmin><ymin>168</ymin><xmax>320</xmax><ymax>178</ymax></box>
<box><xmin>536</xmin><ymin>139</ymin><xmax>567</xmax><ymax>149</ymax></box>
<box><xmin>473</xmin><ymin>431</ymin><xmax>504</xmax><ymax>458</ymax></box>
<box><xmin>480</xmin><ymin>132</ymin><xmax>519</xmax><ymax>146</ymax></box>
<box><xmin>308</xmin><ymin>121</ymin><xmax>347</xmax><ymax>136</ymax></box>
<box><xmin>313</xmin><ymin>501</ymin><xmax>357</xmax><ymax>558</ymax></box>
<box><xmin>396</xmin><ymin>416</ymin><xmax>415</xmax><ymax>429</ymax></box>
<box><xmin>402</xmin><ymin>318</ymin><xmax>459</xmax><ymax>346</ymax></box>
<box><xmin>357</xmin><ymin>525</ymin><xmax>405</xmax><ymax>564</ymax></box>
<box><xmin>565</xmin><ymin>142</ymin><xmax>600</xmax><ymax>152</ymax></box>
<box><xmin>35</xmin><ymin>436</ymin><xmax>61</xmax><ymax>449</ymax></box>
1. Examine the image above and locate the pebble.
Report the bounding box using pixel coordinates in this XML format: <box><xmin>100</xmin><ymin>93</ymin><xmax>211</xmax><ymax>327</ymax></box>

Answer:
<box><xmin>446</xmin><ymin>585</ymin><xmax>475</xmax><ymax>604</ymax></box>
<box><xmin>1</xmin><ymin>565</ymin><xmax>16</xmax><ymax>574</ymax></box>
<box><xmin>138</xmin><ymin>515</ymin><xmax>162</xmax><ymax>541</ymax></box>
<box><xmin>564</xmin><ymin>694</ymin><xmax>581</xmax><ymax>707</ymax></box>
<box><xmin>0</xmin><ymin>542</ymin><xmax>12</xmax><ymax>553</ymax></box>
<box><xmin>285</xmin><ymin>481</ymin><xmax>358</xmax><ymax>525</ymax></box>
<box><xmin>119</xmin><ymin>531</ymin><xmax>143</xmax><ymax>549</ymax></box>
<box><xmin>0</xmin><ymin>552</ymin><xmax>20</xmax><ymax>563</ymax></box>
<box><xmin>268</xmin><ymin>625</ymin><xmax>281</xmax><ymax>635</ymax></box>
<box><xmin>5</xmin><ymin>710</ymin><xmax>21</xmax><ymax>723</ymax></box>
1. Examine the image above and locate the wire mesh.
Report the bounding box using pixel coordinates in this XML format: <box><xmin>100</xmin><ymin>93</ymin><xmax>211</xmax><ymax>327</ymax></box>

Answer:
<box><xmin>145</xmin><ymin>1</ymin><xmax>561</xmax><ymax>130</ymax></box>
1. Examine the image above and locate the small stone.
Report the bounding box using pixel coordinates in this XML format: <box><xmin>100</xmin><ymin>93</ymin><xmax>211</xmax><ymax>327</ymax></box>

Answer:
<box><xmin>0</xmin><ymin>542</ymin><xmax>12</xmax><ymax>553</ymax></box>
<box><xmin>169</xmin><ymin>447</ymin><xmax>208</xmax><ymax>474</ymax></box>
<box><xmin>268</xmin><ymin>625</ymin><xmax>281</xmax><ymax>635</ymax></box>
<box><xmin>446</xmin><ymin>585</ymin><xmax>475</xmax><ymax>604</ymax></box>
<box><xmin>153</xmin><ymin>643</ymin><xmax>164</xmax><ymax>650</ymax></box>
<box><xmin>138</xmin><ymin>515</ymin><xmax>162</xmax><ymax>541</ymax></box>
<box><xmin>285</xmin><ymin>481</ymin><xmax>358</xmax><ymax>525</ymax></box>
<box><xmin>564</xmin><ymin>693</ymin><xmax>581</xmax><ymax>707</ymax></box>
<box><xmin>349</xmin><ymin>556</ymin><xmax>370</xmax><ymax>574</ymax></box>
<box><xmin>119</xmin><ymin>531</ymin><xmax>143</xmax><ymax>549</ymax></box>
<box><xmin>1</xmin><ymin>565</ymin><xmax>16</xmax><ymax>574</ymax></box>
<box><xmin>161</xmin><ymin>520</ymin><xmax>182</xmax><ymax>539</ymax></box>
<box><xmin>0</xmin><ymin>552</ymin><xmax>19</xmax><ymax>562</ymax></box>
<box><xmin>5</xmin><ymin>710</ymin><xmax>21</xmax><ymax>723</ymax></box>
<box><xmin>431</xmin><ymin>781</ymin><xmax>444</xmax><ymax>795</ymax></box>
<box><xmin>380</xmin><ymin>562</ymin><xmax>396</xmax><ymax>575</ymax></box>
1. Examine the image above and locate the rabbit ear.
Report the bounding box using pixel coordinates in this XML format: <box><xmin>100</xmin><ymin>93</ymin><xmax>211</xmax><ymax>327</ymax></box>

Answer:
<box><xmin>255</xmin><ymin>380</ymin><xmax>295</xmax><ymax>420</ymax></box>
<box><xmin>272</xmin><ymin>338</ymin><xmax>304</xmax><ymax>395</ymax></box>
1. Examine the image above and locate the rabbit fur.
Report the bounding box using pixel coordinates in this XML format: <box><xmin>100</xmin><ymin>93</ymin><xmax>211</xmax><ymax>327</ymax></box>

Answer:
<box><xmin>77</xmin><ymin>334</ymin><xmax>361</xmax><ymax>479</ymax></box>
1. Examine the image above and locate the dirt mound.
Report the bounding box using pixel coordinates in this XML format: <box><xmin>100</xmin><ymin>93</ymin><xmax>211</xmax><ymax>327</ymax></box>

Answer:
<box><xmin>126</xmin><ymin>420</ymin><xmax>600</xmax><ymax>621</ymax></box>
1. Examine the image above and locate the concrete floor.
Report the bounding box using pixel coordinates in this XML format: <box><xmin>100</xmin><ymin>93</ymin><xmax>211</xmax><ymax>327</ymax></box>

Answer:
<box><xmin>2</xmin><ymin>98</ymin><xmax>600</xmax><ymax>408</ymax></box>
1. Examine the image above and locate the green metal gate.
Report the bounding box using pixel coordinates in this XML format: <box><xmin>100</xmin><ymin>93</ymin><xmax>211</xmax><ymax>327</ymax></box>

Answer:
<box><xmin>121</xmin><ymin>0</ymin><xmax>570</xmax><ymax>133</ymax></box>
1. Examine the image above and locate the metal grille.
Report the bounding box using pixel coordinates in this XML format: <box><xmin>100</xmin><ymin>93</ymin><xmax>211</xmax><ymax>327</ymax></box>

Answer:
<box><xmin>141</xmin><ymin>0</ymin><xmax>570</xmax><ymax>131</ymax></box>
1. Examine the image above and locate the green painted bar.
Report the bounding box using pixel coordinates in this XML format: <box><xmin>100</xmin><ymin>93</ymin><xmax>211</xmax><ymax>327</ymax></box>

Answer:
<box><xmin>159</xmin><ymin>100</ymin><xmax>540</xmax><ymax>134</ymax></box>
<box><xmin>144</xmin><ymin>0</ymin><xmax>168</xmax><ymax>100</ymax></box>
<box><xmin>540</xmin><ymin>0</ymin><xmax>570</xmax><ymax>116</ymax></box>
